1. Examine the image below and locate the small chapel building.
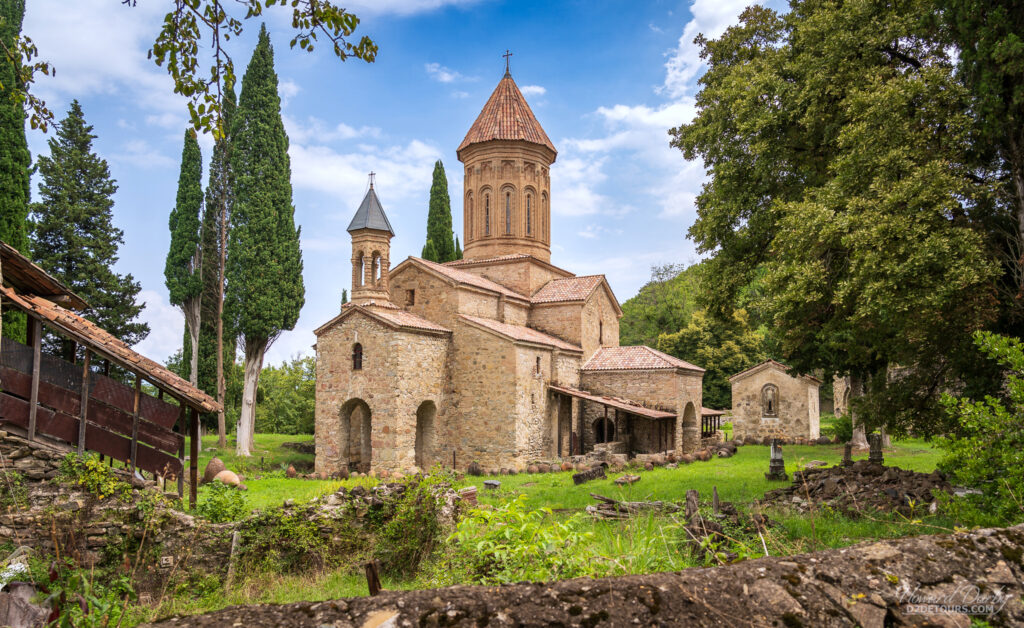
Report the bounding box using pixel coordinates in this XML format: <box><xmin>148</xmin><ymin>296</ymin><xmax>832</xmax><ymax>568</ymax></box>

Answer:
<box><xmin>313</xmin><ymin>68</ymin><xmax>706</xmax><ymax>475</ymax></box>
<box><xmin>729</xmin><ymin>360</ymin><xmax>821</xmax><ymax>442</ymax></box>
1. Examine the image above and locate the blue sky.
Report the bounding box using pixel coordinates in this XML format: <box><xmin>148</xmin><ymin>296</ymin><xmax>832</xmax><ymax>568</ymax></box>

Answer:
<box><xmin>21</xmin><ymin>0</ymin><xmax>763</xmax><ymax>365</ymax></box>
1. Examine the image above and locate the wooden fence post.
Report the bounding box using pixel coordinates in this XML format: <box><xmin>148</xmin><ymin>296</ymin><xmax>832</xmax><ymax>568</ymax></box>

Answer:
<box><xmin>177</xmin><ymin>405</ymin><xmax>186</xmax><ymax>499</ymax></box>
<box><xmin>26</xmin><ymin>317</ymin><xmax>41</xmax><ymax>441</ymax></box>
<box><xmin>77</xmin><ymin>350</ymin><xmax>91</xmax><ymax>454</ymax></box>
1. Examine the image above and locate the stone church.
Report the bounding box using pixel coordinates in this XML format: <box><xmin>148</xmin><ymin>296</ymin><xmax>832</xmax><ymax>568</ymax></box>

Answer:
<box><xmin>314</xmin><ymin>68</ymin><xmax>706</xmax><ymax>475</ymax></box>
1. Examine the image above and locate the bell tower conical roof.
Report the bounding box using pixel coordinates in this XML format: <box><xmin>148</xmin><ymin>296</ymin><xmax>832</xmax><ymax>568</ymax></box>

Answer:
<box><xmin>347</xmin><ymin>185</ymin><xmax>394</xmax><ymax>235</ymax></box>
<box><xmin>456</xmin><ymin>72</ymin><xmax>556</xmax><ymax>158</ymax></box>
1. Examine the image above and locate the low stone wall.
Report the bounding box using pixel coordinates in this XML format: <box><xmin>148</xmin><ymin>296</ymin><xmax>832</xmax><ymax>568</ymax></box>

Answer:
<box><xmin>145</xmin><ymin>523</ymin><xmax>1024</xmax><ymax>627</ymax></box>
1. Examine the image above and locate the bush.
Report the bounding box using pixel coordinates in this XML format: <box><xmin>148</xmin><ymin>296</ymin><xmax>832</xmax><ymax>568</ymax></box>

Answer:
<box><xmin>449</xmin><ymin>495</ymin><xmax>597</xmax><ymax>584</ymax></box>
<box><xmin>372</xmin><ymin>475</ymin><xmax>451</xmax><ymax>577</ymax></box>
<box><xmin>0</xmin><ymin>469</ymin><xmax>27</xmax><ymax>510</ymax></box>
<box><xmin>196</xmin><ymin>482</ymin><xmax>248</xmax><ymax>523</ymax></box>
<box><xmin>938</xmin><ymin>332</ymin><xmax>1024</xmax><ymax>525</ymax></box>
<box><xmin>824</xmin><ymin>412</ymin><xmax>853</xmax><ymax>443</ymax></box>
<box><xmin>58</xmin><ymin>453</ymin><xmax>130</xmax><ymax>500</ymax></box>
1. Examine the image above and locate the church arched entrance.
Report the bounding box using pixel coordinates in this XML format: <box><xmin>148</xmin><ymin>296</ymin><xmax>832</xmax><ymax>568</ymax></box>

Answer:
<box><xmin>415</xmin><ymin>401</ymin><xmax>437</xmax><ymax>470</ymax></box>
<box><xmin>340</xmin><ymin>398</ymin><xmax>372</xmax><ymax>472</ymax></box>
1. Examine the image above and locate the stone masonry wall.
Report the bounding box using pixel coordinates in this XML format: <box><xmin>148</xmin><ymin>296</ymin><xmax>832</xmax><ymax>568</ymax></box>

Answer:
<box><xmin>458</xmin><ymin>258</ymin><xmax>569</xmax><ymax>299</ymax></box>
<box><xmin>731</xmin><ymin>365</ymin><xmax>821</xmax><ymax>442</ymax></box>
<box><xmin>388</xmin><ymin>267</ymin><xmax>461</xmax><ymax>330</ymax></box>
<box><xmin>315</xmin><ymin>312</ymin><xmax>450</xmax><ymax>475</ymax></box>
<box><xmin>580</xmin><ymin>288</ymin><xmax>620</xmax><ymax>360</ymax></box>
<box><xmin>581</xmin><ymin>369</ymin><xmax>703</xmax><ymax>454</ymax></box>
<box><xmin>528</xmin><ymin>302</ymin><xmax>582</xmax><ymax>350</ymax></box>
<box><xmin>449</xmin><ymin>322</ymin><xmax>518</xmax><ymax>470</ymax></box>
<box><xmin>514</xmin><ymin>344</ymin><xmax>554</xmax><ymax>462</ymax></box>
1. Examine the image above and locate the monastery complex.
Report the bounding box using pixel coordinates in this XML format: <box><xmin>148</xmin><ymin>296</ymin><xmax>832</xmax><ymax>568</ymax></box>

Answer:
<box><xmin>313</xmin><ymin>69</ymin><xmax>819</xmax><ymax>475</ymax></box>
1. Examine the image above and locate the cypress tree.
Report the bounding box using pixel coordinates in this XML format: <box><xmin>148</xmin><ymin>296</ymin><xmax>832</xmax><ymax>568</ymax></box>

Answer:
<box><xmin>0</xmin><ymin>0</ymin><xmax>31</xmax><ymax>341</ymax></box>
<box><xmin>341</xmin><ymin>288</ymin><xmax>348</xmax><ymax>307</ymax></box>
<box><xmin>165</xmin><ymin>129</ymin><xmax>204</xmax><ymax>386</ymax></box>
<box><xmin>30</xmin><ymin>101</ymin><xmax>149</xmax><ymax>357</ymax></box>
<box><xmin>421</xmin><ymin>238</ymin><xmax>438</xmax><ymax>262</ymax></box>
<box><xmin>454</xmin><ymin>235</ymin><xmax>462</xmax><ymax>260</ymax></box>
<box><xmin>199</xmin><ymin>81</ymin><xmax>237</xmax><ymax>445</ymax></box>
<box><xmin>424</xmin><ymin>160</ymin><xmax>455</xmax><ymax>262</ymax></box>
<box><xmin>226</xmin><ymin>25</ymin><xmax>304</xmax><ymax>456</ymax></box>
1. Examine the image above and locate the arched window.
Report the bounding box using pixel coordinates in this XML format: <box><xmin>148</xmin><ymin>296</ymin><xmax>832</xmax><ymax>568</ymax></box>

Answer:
<box><xmin>505</xmin><ymin>192</ymin><xmax>512</xmax><ymax>234</ymax></box>
<box><xmin>762</xmin><ymin>384</ymin><xmax>779</xmax><ymax>417</ymax></box>
<box><xmin>467</xmin><ymin>194</ymin><xmax>474</xmax><ymax>242</ymax></box>
<box><xmin>526</xmin><ymin>194</ymin><xmax>532</xmax><ymax>235</ymax></box>
<box><xmin>485</xmin><ymin>195</ymin><xmax>490</xmax><ymax>236</ymax></box>
<box><xmin>352</xmin><ymin>343</ymin><xmax>363</xmax><ymax>370</ymax></box>
<box><xmin>535</xmin><ymin>356</ymin><xmax>541</xmax><ymax>375</ymax></box>
<box><xmin>354</xmin><ymin>252</ymin><xmax>364</xmax><ymax>287</ymax></box>
<box><xmin>599</xmin><ymin>321</ymin><xmax>603</xmax><ymax>345</ymax></box>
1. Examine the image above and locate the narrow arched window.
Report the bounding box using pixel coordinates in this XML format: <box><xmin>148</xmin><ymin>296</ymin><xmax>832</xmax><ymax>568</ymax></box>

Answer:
<box><xmin>485</xmin><ymin>195</ymin><xmax>490</xmax><ymax>236</ymax></box>
<box><xmin>762</xmin><ymin>384</ymin><xmax>779</xmax><ymax>417</ymax></box>
<box><xmin>353</xmin><ymin>343</ymin><xmax>363</xmax><ymax>370</ymax></box>
<box><xmin>467</xmin><ymin>195</ymin><xmax>474</xmax><ymax>242</ymax></box>
<box><xmin>535</xmin><ymin>356</ymin><xmax>541</xmax><ymax>375</ymax></box>
<box><xmin>599</xmin><ymin>321</ymin><xmax>603</xmax><ymax>345</ymax></box>
<box><xmin>505</xmin><ymin>192</ymin><xmax>512</xmax><ymax>234</ymax></box>
<box><xmin>526</xmin><ymin>195</ymin><xmax>532</xmax><ymax>235</ymax></box>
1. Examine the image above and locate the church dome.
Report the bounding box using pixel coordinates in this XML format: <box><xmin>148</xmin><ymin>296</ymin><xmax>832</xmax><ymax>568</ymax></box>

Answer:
<box><xmin>457</xmin><ymin>71</ymin><xmax>556</xmax><ymax>160</ymax></box>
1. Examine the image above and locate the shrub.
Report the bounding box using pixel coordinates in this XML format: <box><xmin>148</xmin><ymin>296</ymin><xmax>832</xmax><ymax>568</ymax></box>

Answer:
<box><xmin>449</xmin><ymin>494</ymin><xmax>597</xmax><ymax>584</ymax></box>
<box><xmin>196</xmin><ymin>482</ymin><xmax>248</xmax><ymax>523</ymax></box>
<box><xmin>0</xmin><ymin>469</ymin><xmax>27</xmax><ymax>510</ymax></box>
<box><xmin>938</xmin><ymin>332</ymin><xmax>1024</xmax><ymax>525</ymax></box>
<box><xmin>58</xmin><ymin>453</ymin><xmax>130</xmax><ymax>500</ymax></box>
<box><xmin>824</xmin><ymin>412</ymin><xmax>853</xmax><ymax>443</ymax></box>
<box><xmin>372</xmin><ymin>471</ymin><xmax>454</xmax><ymax>577</ymax></box>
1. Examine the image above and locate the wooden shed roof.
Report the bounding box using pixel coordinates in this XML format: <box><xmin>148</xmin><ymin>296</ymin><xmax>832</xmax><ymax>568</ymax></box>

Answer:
<box><xmin>1</xmin><ymin>242</ymin><xmax>88</xmax><ymax>310</ymax></box>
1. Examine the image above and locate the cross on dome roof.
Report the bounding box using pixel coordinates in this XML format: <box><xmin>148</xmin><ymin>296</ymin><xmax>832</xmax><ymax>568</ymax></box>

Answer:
<box><xmin>347</xmin><ymin>182</ymin><xmax>394</xmax><ymax>235</ymax></box>
<box><xmin>457</xmin><ymin>64</ymin><xmax>556</xmax><ymax>157</ymax></box>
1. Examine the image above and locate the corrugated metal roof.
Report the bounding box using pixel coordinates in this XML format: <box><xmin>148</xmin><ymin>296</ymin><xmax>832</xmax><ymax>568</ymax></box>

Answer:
<box><xmin>457</xmin><ymin>73</ymin><xmax>557</xmax><ymax>156</ymax></box>
<box><xmin>347</xmin><ymin>187</ymin><xmax>394</xmax><ymax>235</ymax></box>
<box><xmin>582</xmin><ymin>346</ymin><xmax>705</xmax><ymax>373</ymax></box>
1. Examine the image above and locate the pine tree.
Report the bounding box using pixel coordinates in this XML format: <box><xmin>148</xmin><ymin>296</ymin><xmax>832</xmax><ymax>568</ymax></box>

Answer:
<box><xmin>421</xmin><ymin>238</ymin><xmax>438</xmax><ymax>263</ymax></box>
<box><xmin>454</xmin><ymin>235</ymin><xmax>462</xmax><ymax>260</ymax></box>
<box><xmin>0</xmin><ymin>0</ymin><xmax>31</xmax><ymax>341</ymax></box>
<box><xmin>30</xmin><ymin>101</ymin><xmax>149</xmax><ymax>357</ymax></box>
<box><xmin>226</xmin><ymin>25</ymin><xmax>305</xmax><ymax>456</ymax></box>
<box><xmin>165</xmin><ymin>129</ymin><xmax>204</xmax><ymax>385</ymax></box>
<box><xmin>199</xmin><ymin>81</ymin><xmax>237</xmax><ymax>446</ymax></box>
<box><xmin>424</xmin><ymin>160</ymin><xmax>455</xmax><ymax>262</ymax></box>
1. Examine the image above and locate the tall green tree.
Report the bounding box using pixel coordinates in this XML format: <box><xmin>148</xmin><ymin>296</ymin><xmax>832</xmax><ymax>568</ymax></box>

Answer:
<box><xmin>199</xmin><ymin>80</ymin><xmax>237</xmax><ymax>446</ymax></box>
<box><xmin>619</xmin><ymin>263</ymin><xmax>701</xmax><ymax>347</ymax></box>
<box><xmin>226</xmin><ymin>25</ymin><xmax>305</xmax><ymax>456</ymax></box>
<box><xmin>165</xmin><ymin>129</ymin><xmax>204</xmax><ymax>385</ymax></box>
<box><xmin>454</xmin><ymin>235</ymin><xmax>462</xmax><ymax>260</ymax></box>
<box><xmin>0</xmin><ymin>0</ymin><xmax>30</xmax><ymax>342</ymax></box>
<box><xmin>672</xmin><ymin>0</ymin><xmax>1000</xmax><ymax>436</ymax></box>
<box><xmin>421</xmin><ymin>238</ymin><xmax>438</xmax><ymax>263</ymax></box>
<box><xmin>937</xmin><ymin>0</ymin><xmax>1024</xmax><ymax>317</ymax></box>
<box><xmin>30</xmin><ymin>100</ymin><xmax>149</xmax><ymax>357</ymax></box>
<box><xmin>657</xmin><ymin>309</ymin><xmax>767</xmax><ymax>409</ymax></box>
<box><xmin>423</xmin><ymin>160</ymin><xmax>455</xmax><ymax>262</ymax></box>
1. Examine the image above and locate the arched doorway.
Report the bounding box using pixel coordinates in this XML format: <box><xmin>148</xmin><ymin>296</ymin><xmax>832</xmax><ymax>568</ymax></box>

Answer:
<box><xmin>593</xmin><ymin>417</ymin><xmax>615</xmax><ymax>444</ymax></box>
<box><xmin>682</xmin><ymin>402</ymin><xmax>698</xmax><ymax>453</ymax></box>
<box><xmin>415</xmin><ymin>401</ymin><xmax>437</xmax><ymax>469</ymax></box>
<box><xmin>340</xmin><ymin>398</ymin><xmax>372</xmax><ymax>472</ymax></box>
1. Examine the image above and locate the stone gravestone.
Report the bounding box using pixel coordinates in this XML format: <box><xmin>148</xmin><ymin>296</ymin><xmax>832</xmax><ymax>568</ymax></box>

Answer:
<box><xmin>572</xmin><ymin>465</ymin><xmax>607</xmax><ymax>485</ymax></box>
<box><xmin>842</xmin><ymin>443</ymin><xmax>853</xmax><ymax>467</ymax></box>
<box><xmin>765</xmin><ymin>439</ymin><xmax>788</xmax><ymax>481</ymax></box>
<box><xmin>868</xmin><ymin>433</ymin><xmax>884</xmax><ymax>465</ymax></box>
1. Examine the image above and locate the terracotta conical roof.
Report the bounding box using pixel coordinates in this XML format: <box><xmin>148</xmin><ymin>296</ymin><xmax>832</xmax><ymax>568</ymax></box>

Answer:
<box><xmin>347</xmin><ymin>186</ymin><xmax>394</xmax><ymax>235</ymax></box>
<box><xmin>457</xmin><ymin>72</ymin><xmax>556</xmax><ymax>156</ymax></box>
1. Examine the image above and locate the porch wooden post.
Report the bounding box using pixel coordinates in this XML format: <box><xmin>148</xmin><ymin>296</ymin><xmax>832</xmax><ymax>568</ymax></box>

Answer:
<box><xmin>77</xmin><ymin>350</ymin><xmax>91</xmax><ymax>454</ymax></box>
<box><xmin>176</xmin><ymin>404</ymin><xmax>186</xmax><ymax>499</ymax></box>
<box><xmin>603</xmin><ymin>406</ymin><xmax>608</xmax><ymax>444</ymax></box>
<box><xmin>26</xmin><ymin>317</ymin><xmax>41</xmax><ymax>441</ymax></box>
<box><xmin>129</xmin><ymin>375</ymin><xmax>141</xmax><ymax>475</ymax></box>
<box><xmin>189</xmin><ymin>406</ymin><xmax>199</xmax><ymax>509</ymax></box>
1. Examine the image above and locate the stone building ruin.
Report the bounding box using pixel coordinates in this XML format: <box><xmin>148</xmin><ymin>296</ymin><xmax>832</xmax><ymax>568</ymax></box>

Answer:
<box><xmin>729</xmin><ymin>360</ymin><xmax>821</xmax><ymax>442</ymax></box>
<box><xmin>314</xmin><ymin>68</ymin><xmax>706</xmax><ymax>474</ymax></box>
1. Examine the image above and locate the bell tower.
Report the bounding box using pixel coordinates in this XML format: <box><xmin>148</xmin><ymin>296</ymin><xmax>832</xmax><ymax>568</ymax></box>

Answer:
<box><xmin>458</xmin><ymin>59</ymin><xmax>557</xmax><ymax>262</ymax></box>
<box><xmin>347</xmin><ymin>174</ymin><xmax>394</xmax><ymax>304</ymax></box>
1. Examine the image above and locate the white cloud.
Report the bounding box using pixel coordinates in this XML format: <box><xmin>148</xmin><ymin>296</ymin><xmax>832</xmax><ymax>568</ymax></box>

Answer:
<box><xmin>279</xmin><ymin>79</ymin><xmax>301</xmax><ymax>108</ymax></box>
<box><xmin>451</xmin><ymin>91</ymin><xmax>470</xmax><ymax>99</ymax></box>
<box><xmin>662</xmin><ymin>0</ymin><xmax>756</xmax><ymax>98</ymax></box>
<box><xmin>110</xmin><ymin>139</ymin><xmax>176</xmax><ymax>169</ymax></box>
<box><xmin>133</xmin><ymin>290</ymin><xmax>184</xmax><ymax>364</ymax></box>
<box><xmin>425</xmin><ymin>62</ymin><xmax>472</xmax><ymax>83</ymax></box>
<box><xmin>284</xmin><ymin>116</ymin><xmax>382</xmax><ymax>145</ymax></box>
<box><xmin>519</xmin><ymin>85</ymin><xmax>546</xmax><ymax>96</ymax></box>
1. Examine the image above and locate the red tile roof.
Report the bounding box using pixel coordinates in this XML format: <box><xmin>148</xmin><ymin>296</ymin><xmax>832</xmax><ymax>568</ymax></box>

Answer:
<box><xmin>702</xmin><ymin>407</ymin><xmax>726</xmax><ymax>417</ymax></box>
<box><xmin>1</xmin><ymin>286</ymin><xmax>220</xmax><ymax>412</ymax></box>
<box><xmin>459</xmin><ymin>314</ymin><xmax>582</xmax><ymax>353</ymax></box>
<box><xmin>445</xmin><ymin>254</ymin><xmax>534</xmax><ymax>267</ymax></box>
<box><xmin>728</xmin><ymin>359</ymin><xmax>822</xmax><ymax>383</ymax></box>
<box><xmin>457</xmin><ymin>74</ymin><xmax>556</xmax><ymax>156</ymax></box>
<box><xmin>407</xmin><ymin>257</ymin><xmax>528</xmax><ymax>302</ymax></box>
<box><xmin>549</xmin><ymin>384</ymin><xmax>675</xmax><ymax>420</ymax></box>
<box><xmin>582</xmin><ymin>346</ymin><xmax>704</xmax><ymax>373</ymax></box>
<box><xmin>314</xmin><ymin>301</ymin><xmax>451</xmax><ymax>336</ymax></box>
<box><xmin>532</xmin><ymin>275</ymin><xmax>604</xmax><ymax>304</ymax></box>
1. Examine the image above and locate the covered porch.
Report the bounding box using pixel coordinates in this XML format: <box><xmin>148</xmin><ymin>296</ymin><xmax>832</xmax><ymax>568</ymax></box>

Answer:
<box><xmin>548</xmin><ymin>384</ymin><xmax>676</xmax><ymax>458</ymax></box>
